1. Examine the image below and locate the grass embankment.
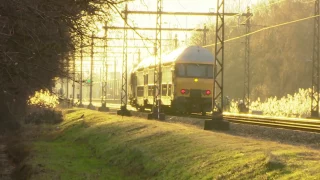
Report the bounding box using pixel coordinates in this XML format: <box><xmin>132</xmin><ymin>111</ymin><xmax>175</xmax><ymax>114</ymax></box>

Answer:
<box><xmin>28</xmin><ymin>109</ymin><xmax>320</xmax><ymax>179</ymax></box>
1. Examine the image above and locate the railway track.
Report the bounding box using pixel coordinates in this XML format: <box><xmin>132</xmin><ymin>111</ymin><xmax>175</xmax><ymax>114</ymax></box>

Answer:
<box><xmin>82</xmin><ymin>101</ymin><xmax>320</xmax><ymax>133</ymax></box>
<box><xmin>223</xmin><ymin>113</ymin><xmax>320</xmax><ymax>133</ymax></box>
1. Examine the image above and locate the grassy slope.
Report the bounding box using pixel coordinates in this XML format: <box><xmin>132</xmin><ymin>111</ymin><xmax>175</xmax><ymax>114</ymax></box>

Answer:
<box><xmin>28</xmin><ymin>109</ymin><xmax>320</xmax><ymax>179</ymax></box>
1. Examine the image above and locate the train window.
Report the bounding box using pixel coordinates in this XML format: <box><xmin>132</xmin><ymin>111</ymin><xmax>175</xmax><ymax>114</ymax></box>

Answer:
<box><xmin>207</xmin><ymin>65</ymin><xmax>213</xmax><ymax>78</ymax></box>
<box><xmin>161</xmin><ymin>67</ymin><xmax>172</xmax><ymax>83</ymax></box>
<box><xmin>148</xmin><ymin>85</ymin><xmax>154</xmax><ymax>96</ymax></box>
<box><xmin>162</xmin><ymin>84</ymin><xmax>167</xmax><ymax>96</ymax></box>
<box><xmin>144</xmin><ymin>74</ymin><xmax>148</xmax><ymax>85</ymax></box>
<box><xmin>186</xmin><ymin>64</ymin><xmax>206</xmax><ymax>77</ymax></box>
<box><xmin>136</xmin><ymin>72</ymin><xmax>144</xmax><ymax>86</ymax></box>
<box><xmin>168</xmin><ymin>84</ymin><xmax>172</xmax><ymax>96</ymax></box>
<box><xmin>176</xmin><ymin>64</ymin><xmax>185</xmax><ymax>76</ymax></box>
<box><xmin>137</xmin><ymin>86</ymin><xmax>144</xmax><ymax>97</ymax></box>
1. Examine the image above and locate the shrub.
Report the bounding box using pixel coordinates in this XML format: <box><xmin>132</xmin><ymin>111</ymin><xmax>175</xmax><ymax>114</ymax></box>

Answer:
<box><xmin>24</xmin><ymin>109</ymin><xmax>63</xmax><ymax>125</ymax></box>
<box><xmin>27</xmin><ymin>89</ymin><xmax>59</xmax><ymax>109</ymax></box>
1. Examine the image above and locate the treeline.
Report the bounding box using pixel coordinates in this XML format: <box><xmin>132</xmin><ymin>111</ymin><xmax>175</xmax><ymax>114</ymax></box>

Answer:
<box><xmin>0</xmin><ymin>0</ymin><xmax>126</xmax><ymax>130</ymax></box>
<box><xmin>190</xmin><ymin>0</ymin><xmax>314</xmax><ymax>101</ymax></box>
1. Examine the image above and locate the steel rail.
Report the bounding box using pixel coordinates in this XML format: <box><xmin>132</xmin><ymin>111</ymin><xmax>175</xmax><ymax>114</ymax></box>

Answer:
<box><xmin>224</xmin><ymin>116</ymin><xmax>320</xmax><ymax>133</ymax></box>
<box><xmin>186</xmin><ymin>113</ymin><xmax>320</xmax><ymax>133</ymax></box>
<box><xmin>81</xmin><ymin>101</ymin><xmax>320</xmax><ymax>133</ymax></box>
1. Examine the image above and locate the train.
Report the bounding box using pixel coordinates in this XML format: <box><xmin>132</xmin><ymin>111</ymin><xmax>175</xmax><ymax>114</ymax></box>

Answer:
<box><xmin>128</xmin><ymin>45</ymin><xmax>214</xmax><ymax>115</ymax></box>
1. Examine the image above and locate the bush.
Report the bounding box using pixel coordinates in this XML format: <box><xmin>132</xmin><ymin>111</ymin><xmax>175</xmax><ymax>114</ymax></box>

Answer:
<box><xmin>24</xmin><ymin>109</ymin><xmax>63</xmax><ymax>125</ymax></box>
<box><xmin>27</xmin><ymin>89</ymin><xmax>59</xmax><ymax>109</ymax></box>
<box><xmin>229</xmin><ymin>88</ymin><xmax>311</xmax><ymax>118</ymax></box>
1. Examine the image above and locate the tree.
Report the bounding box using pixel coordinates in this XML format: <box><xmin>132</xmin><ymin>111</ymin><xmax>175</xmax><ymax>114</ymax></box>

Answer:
<box><xmin>0</xmin><ymin>0</ymin><xmax>128</xmax><ymax>130</ymax></box>
<box><xmin>189</xmin><ymin>0</ymin><xmax>314</xmax><ymax>101</ymax></box>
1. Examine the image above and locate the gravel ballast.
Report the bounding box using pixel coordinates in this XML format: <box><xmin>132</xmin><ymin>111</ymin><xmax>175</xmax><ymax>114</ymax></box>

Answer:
<box><xmin>165</xmin><ymin>115</ymin><xmax>320</xmax><ymax>149</ymax></box>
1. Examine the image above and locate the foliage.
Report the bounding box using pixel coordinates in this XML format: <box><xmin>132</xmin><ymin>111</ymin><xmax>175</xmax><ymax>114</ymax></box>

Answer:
<box><xmin>0</xmin><ymin>0</ymin><xmax>127</xmax><ymax>123</ymax></box>
<box><xmin>250</xmin><ymin>88</ymin><xmax>311</xmax><ymax>117</ymax></box>
<box><xmin>190</xmin><ymin>0</ymin><xmax>314</xmax><ymax>101</ymax></box>
<box><xmin>27</xmin><ymin>89</ymin><xmax>59</xmax><ymax>108</ymax></box>
<box><xmin>229</xmin><ymin>88</ymin><xmax>312</xmax><ymax>118</ymax></box>
<box><xmin>229</xmin><ymin>99</ymin><xmax>240</xmax><ymax>113</ymax></box>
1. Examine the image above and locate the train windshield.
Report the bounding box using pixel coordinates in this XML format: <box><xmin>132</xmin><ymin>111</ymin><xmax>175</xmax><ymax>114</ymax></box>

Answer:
<box><xmin>176</xmin><ymin>64</ymin><xmax>213</xmax><ymax>78</ymax></box>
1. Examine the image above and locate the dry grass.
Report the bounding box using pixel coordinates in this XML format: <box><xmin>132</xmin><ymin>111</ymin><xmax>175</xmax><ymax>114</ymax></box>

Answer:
<box><xmin>27</xmin><ymin>108</ymin><xmax>320</xmax><ymax>179</ymax></box>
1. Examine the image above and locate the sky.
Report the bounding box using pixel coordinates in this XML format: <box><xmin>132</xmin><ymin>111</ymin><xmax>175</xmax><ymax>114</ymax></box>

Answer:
<box><xmin>105</xmin><ymin>0</ymin><xmax>264</xmax><ymax>53</ymax></box>
<box><xmin>84</xmin><ymin>0</ymin><xmax>267</xmax><ymax>75</ymax></box>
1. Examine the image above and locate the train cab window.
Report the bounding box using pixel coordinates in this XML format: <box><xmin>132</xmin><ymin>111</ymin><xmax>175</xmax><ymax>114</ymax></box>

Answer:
<box><xmin>175</xmin><ymin>63</ymin><xmax>213</xmax><ymax>78</ymax></box>
<box><xmin>176</xmin><ymin>64</ymin><xmax>185</xmax><ymax>76</ymax></box>
<box><xmin>186</xmin><ymin>64</ymin><xmax>206</xmax><ymax>77</ymax></box>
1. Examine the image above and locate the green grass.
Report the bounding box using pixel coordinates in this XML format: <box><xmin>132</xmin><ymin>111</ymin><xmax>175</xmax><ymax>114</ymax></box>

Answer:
<box><xmin>28</xmin><ymin>108</ymin><xmax>320</xmax><ymax>179</ymax></box>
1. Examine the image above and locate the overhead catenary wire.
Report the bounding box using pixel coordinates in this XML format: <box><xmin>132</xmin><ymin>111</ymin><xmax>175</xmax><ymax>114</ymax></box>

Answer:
<box><xmin>107</xmin><ymin>0</ymin><xmax>312</xmax><ymax>54</ymax></box>
<box><xmin>203</xmin><ymin>13</ymin><xmax>320</xmax><ymax>48</ymax></box>
<box><xmin>237</xmin><ymin>0</ymin><xmax>315</xmax><ymax>26</ymax></box>
<box><xmin>108</xmin><ymin>3</ymin><xmax>154</xmax><ymax>56</ymax></box>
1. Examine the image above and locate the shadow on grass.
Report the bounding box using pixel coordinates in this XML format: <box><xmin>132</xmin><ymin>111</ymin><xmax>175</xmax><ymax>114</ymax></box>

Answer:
<box><xmin>5</xmin><ymin>134</ymin><xmax>33</xmax><ymax>180</ymax></box>
<box><xmin>266</xmin><ymin>160</ymin><xmax>286</xmax><ymax>171</ymax></box>
<box><xmin>264</xmin><ymin>152</ymin><xmax>288</xmax><ymax>174</ymax></box>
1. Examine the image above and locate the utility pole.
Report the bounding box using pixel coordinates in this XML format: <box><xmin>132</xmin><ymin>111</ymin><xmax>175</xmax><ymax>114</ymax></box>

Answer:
<box><xmin>60</xmin><ymin>78</ymin><xmax>63</xmax><ymax>98</ymax></box>
<box><xmin>100</xmin><ymin>67</ymin><xmax>103</xmax><ymax>101</ymax></box>
<box><xmin>205</xmin><ymin>0</ymin><xmax>230</xmax><ymax>130</ymax></box>
<box><xmin>114</xmin><ymin>59</ymin><xmax>117</xmax><ymax>100</ymax></box>
<box><xmin>78</xmin><ymin>36</ymin><xmax>84</xmax><ymax>107</ymax></box>
<box><xmin>213</xmin><ymin>0</ymin><xmax>225</xmax><ymax>115</ymax></box>
<box><xmin>117</xmin><ymin>4</ymin><xmax>131</xmax><ymax>116</ymax></box>
<box><xmin>105</xmin><ymin>63</ymin><xmax>108</xmax><ymax>98</ymax></box>
<box><xmin>243</xmin><ymin>6</ymin><xmax>251</xmax><ymax>112</ymax></box>
<box><xmin>99</xmin><ymin>21</ymin><xmax>110</xmax><ymax>112</ymax></box>
<box><xmin>87</xmin><ymin>32</ymin><xmax>95</xmax><ymax>110</ymax></box>
<box><xmin>311</xmin><ymin>0</ymin><xmax>320</xmax><ymax>118</ymax></box>
<box><xmin>174</xmin><ymin>34</ymin><xmax>178</xmax><ymax>49</ymax></box>
<box><xmin>66</xmin><ymin>57</ymin><xmax>69</xmax><ymax>103</ymax></box>
<box><xmin>203</xmin><ymin>24</ymin><xmax>207</xmax><ymax>46</ymax></box>
<box><xmin>138</xmin><ymin>49</ymin><xmax>141</xmax><ymax>64</ymax></box>
<box><xmin>148</xmin><ymin>0</ymin><xmax>164</xmax><ymax>120</ymax></box>
<box><xmin>72</xmin><ymin>52</ymin><xmax>75</xmax><ymax>106</ymax></box>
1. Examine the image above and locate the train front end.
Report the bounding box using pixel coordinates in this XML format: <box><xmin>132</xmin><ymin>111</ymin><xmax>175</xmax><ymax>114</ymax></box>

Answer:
<box><xmin>172</xmin><ymin>63</ymin><xmax>213</xmax><ymax>115</ymax></box>
<box><xmin>171</xmin><ymin>46</ymin><xmax>214</xmax><ymax>115</ymax></box>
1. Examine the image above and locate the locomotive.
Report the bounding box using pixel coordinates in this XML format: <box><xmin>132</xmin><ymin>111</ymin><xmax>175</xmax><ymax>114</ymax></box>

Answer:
<box><xmin>128</xmin><ymin>45</ymin><xmax>214</xmax><ymax>115</ymax></box>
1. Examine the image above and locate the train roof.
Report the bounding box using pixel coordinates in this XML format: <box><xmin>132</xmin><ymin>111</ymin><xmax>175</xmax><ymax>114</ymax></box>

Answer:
<box><xmin>132</xmin><ymin>45</ymin><xmax>214</xmax><ymax>72</ymax></box>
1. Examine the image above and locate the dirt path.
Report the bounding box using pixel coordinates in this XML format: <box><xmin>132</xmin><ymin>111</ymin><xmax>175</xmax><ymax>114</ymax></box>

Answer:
<box><xmin>0</xmin><ymin>139</ymin><xmax>15</xmax><ymax>180</ymax></box>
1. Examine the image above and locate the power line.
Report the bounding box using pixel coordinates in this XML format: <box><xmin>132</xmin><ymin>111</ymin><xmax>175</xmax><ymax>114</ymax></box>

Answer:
<box><xmin>238</xmin><ymin>0</ymin><xmax>315</xmax><ymax>26</ymax></box>
<box><xmin>203</xmin><ymin>13</ymin><xmax>320</xmax><ymax>48</ymax></box>
<box><xmin>108</xmin><ymin>3</ymin><xmax>154</xmax><ymax>56</ymax></box>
